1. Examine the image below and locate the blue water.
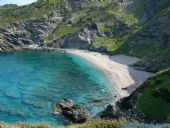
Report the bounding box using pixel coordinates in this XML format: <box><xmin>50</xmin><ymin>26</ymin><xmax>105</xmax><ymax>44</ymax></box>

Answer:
<box><xmin>0</xmin><ymin>50</ymin><xmax>119</xmax><ymax>125</ymax></box>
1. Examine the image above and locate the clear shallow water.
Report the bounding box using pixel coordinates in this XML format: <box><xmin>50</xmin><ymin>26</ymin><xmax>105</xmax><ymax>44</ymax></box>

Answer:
<box><xmin>0</xmin><ymin>50</ymin><xmax>119</xmax><ymax>125</ymax></box>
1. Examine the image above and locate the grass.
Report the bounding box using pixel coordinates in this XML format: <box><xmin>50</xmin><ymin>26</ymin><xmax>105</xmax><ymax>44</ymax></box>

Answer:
<box><xmin>68</xmin><ymin>120</ymin><xmax>129</xmax><ymax>128</ymax></box>
<box><xmin>121</xmin><ymin>43</ymin><xmax>170</xmax><ymax>58</ymax></box>
<box><xmin>116</xmin><ymin>7</ymin><xmax>170</xmax><ymax>71</ymax></box>
<box><xmin>0</xmin><ymin>0</ymin><xmax>64</xmax><ymax>25</ymax></box>
<box><xmin>0</xmin><ymin>122</ymin><xmax>50</xmax><ymax>128</ymax></box>
<box><xmin>0</xmin><ymin>120</ymin><xmax>129</xmax><ymax>128</ymax></box>
<box><xmin>17</xmin><ymin>122</ymin><xmax>52</xmax><ymax>128</ymax></box>
<box><xmin>92</xmin><ymin>37</ymin><xmax>121</xmax><ymax>52</ymax></box>
<box><xmin>45</xmin><ymin>22</ymin><xmax>86</xmax><ymax>43</ymax></box>
<box><xmin>83</xmin><ymin>0</ymin><xmax>114</xmax><ymax>9</ymax></box>
<box><xmin>127</xmin><ymin>0</ymin><xmax>145</xmax><ymax>21</ymax></box>
<box><xmin>128</xmin><ymin>0</ymin><xmax>170</xmax><ymax>22</ymax></box>
<box><xmin>96</xmin><ymin>23</ymin><xmax>109</xmax><ymax>33</ymax></box>
<box><xmin>44</xmin><ymin>0</ymin><xmax>139</xmax><ymax>47</ymax></box>
<box><xmin>136</xmin><ymin>68</ymin><xmax>170</xmax><ymax>122</ymax></box>
<box><xmin>0</xmin><ymin>120</ymin><xmax>169</xmax><ymax>128</ymax></box>
<box><xmin>118</xmin><ymin>12</ymin><xmax>139</xmax><ymax>26</ymax></box>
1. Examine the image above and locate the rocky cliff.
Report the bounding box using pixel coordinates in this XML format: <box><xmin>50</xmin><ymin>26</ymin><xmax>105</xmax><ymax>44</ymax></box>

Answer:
<box><xmin>0</xmin><ymin>0</ymin><xmax>169</xmax><ymax>73</ymax></box>
<box><xmin>0</xmin><ymin>18</ymin><xmax>62</xmax><ymax>51</ymax></box>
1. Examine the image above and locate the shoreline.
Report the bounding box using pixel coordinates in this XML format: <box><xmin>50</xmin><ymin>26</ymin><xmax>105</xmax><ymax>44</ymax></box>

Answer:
<box><xmin>66</xmin><ymin>49</ymin><xmax>153</xmax><ymax>98</ymax></box>
<box><xmin>0</xmin><ymin>45</ymin><xmax>153</xmax><ymax>97</ymax></box>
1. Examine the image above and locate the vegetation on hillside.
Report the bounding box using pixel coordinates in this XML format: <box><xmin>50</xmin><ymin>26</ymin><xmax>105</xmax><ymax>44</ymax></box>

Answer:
<box><xmin>0</xmin><ymin>0</ymin><xmax>64</xmax><ymax>25</ymax></box>
<box><xmin>115</xmin><ymin>6</ymin><xmax>170</xmax><ymax>72</ymax></box>
<box><xmin>45</xmin><ymin>22</ymin><xmax>87</xmax><ymax>43</ymax></box>
<box><xmin>0</xmin><ymin>120</ymin><xmax>169</xmax><ymax>128</ymax></box>
<box><xmin>45</xmin><ymin>0</ymin><xmax>140</xmax><ymax>53</ymax></box>
<box><xmin>0</xmin><ymin>0</ymin><xmax>169</xmax><ymax>56</ymax></box>
<box><xmin>126</xmin><ymin>68</ymin><xmax>170</xmax><ymax>122</ymax></box>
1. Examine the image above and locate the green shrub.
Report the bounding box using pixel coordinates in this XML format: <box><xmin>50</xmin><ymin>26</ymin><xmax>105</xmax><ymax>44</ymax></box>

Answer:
<box><xmin>136</xmin><ymin>68</ymin><xmax>170</xmax><ymax>122</ymax></box>
<box><xmin>68</xmin><ymin>120</ymin><xmax>129</xmax><ymax>128</ymax></box>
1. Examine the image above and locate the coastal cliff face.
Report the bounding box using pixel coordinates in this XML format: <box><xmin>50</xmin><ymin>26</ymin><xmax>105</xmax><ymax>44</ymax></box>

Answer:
<box><xmin>0</xmin><ymin>0</ymin><xmax>169</xmax><ymax>72</ymax></box>
<box><xmin>47</xmin><ymin>27</ymin><xmax>96</xmax><ymax>50</ymax></box>
<box><xmin>0</xmin><ymin>2</ymin><xmax>63</xmax><ymax>51</ymax></box>
<box><xmin>0</xmin><ymin>18</ymin><xmax>61</xmax><ymax>51</ymax></box>
<box><xmin>0</xmin><ymin>0</ymin><xmax>170</xmax><ymax>124</ymax></box>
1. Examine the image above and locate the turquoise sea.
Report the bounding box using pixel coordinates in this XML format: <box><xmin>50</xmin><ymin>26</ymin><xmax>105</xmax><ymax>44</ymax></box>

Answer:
<box><xmin>0</xmin><ymin>50</ymin><xmax>119</xmax><ymax>125</ymax></box>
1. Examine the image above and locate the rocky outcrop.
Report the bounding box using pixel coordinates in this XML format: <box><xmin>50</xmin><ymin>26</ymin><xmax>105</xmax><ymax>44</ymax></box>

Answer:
<box><xmin>55</xmin><ymin>99</ymin><xmax>91</xmax><ymax>123</ymax></box>
<box><xmin>47</xmin><ymin>30</ymin><xmax>92</xmax><ymax>50</ymax></box>
<box><xmin>99</xmin><ymin>103</ymin><xmax>135</xmax><ymax>121</ymax></box>
<box><xmin>100</xmin><ymin>103</ymin><xmax>120</xmax><ymax>120</ymax></box>
<box><xmin>47</xmin><ymin>22</ymin><xmax>99</xmax><ymax>50</ymax></box>
<box><xmin>0</xmin><ymin>11</ymin><xmax>62</xmax><ymax>51</ymax></box>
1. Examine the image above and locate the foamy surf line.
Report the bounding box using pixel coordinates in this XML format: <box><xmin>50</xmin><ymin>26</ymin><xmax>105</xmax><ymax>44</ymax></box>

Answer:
<box><xmin>66</xmin><ymin>49</ymin><xmax>153</xmax><ymax>98</ymax></box>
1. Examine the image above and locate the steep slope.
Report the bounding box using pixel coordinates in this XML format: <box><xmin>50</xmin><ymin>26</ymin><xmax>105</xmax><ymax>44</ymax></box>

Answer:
<box><xmin>46</xmin><ymin>0</ymin><xmax>140</xmax><ymax>52</ymax></box>
<box><xmin>118</xmin><ymin>7</ymin><xmax>170</xmax><ymax>72</ymax></box>
<box><xmin>0</xmin><ymin>0</ymin><xmax>169</xmax><ymax>71</ymax></box>
<box><xmin>125</xmin><ymin>0</ymin><xmax>170</xmax><ymax>21</ymax></box>
<box><xmin>0</xmin><ymin>1</ymin><xmax>64</xmax><ymax>51</ymax></box>
<box><xmin>45</xmin><ymin>0</ymin><xmax>170</xmax><ymax>72</ymax></box>
<box><xmin>117</xmin><ymin>68</ymin><xmax>170</xmax><ymax>123</ymax></box>
<box><xmin>0</xmin><ymin>18</ymin><xmax>62</xmax><ymax>51</ymax></box>
<box><xmin>0</xmin><ymin>0</ymin><xmax>139</xmax><ymax>51</ymax></box>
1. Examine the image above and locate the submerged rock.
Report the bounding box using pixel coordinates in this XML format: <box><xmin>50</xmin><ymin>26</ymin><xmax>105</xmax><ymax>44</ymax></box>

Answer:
<box><xmin>93</xmin><ymin>98</ymin><xmax>103</xmax><ymax>104</ymax></box>
<box><xmin>55</xmin><ymin>99</ymin><xmax>91</xmax><ymax>123</ymax></box>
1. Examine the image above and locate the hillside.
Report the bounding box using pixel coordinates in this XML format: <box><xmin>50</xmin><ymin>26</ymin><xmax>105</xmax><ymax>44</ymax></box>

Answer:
<box><xmin>118</xmin><ymin>68</ymin><xmax>170</xmax><ymax>123</ymax></box>
<box><xmin>119</xmin><ymin>6</ymin><xmax>170</xmax><ymax>72</ymax></box>
<box><xmin>0</xmin><ymin>0</ymin><xmax>169</xmax><ymax>72</ymax></box>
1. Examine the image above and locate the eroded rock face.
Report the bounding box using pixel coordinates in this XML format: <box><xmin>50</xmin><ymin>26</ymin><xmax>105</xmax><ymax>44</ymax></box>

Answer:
<box><xmin>99</xmin><ymin>103</ymin><xmax>133</xmax><ymax>121</ymax></box>
<box><xmin>55</xmin><ymin>99</ymin><xmax>91</xmax><ymax>123</ymax></box>
<box><xmin>47</xmin><ymin>26</ymin><xmax>98</xmax><ymax>50</ymax></box>
<box><xmin>0</xmin><ymin>14</ymin><xmax>62</xmax><ymax>51</ymax></box>
<box><xmin>100</xmin><ymin>103</ymin><xmax>119</xmax><ymax>120</ymax></box>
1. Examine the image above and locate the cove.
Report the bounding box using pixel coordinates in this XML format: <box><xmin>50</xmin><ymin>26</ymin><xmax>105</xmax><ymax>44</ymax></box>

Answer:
<box><xmin>0</xmin><ymin>50</ymin><xmax>119</xmax><ymax>125</ymax></box>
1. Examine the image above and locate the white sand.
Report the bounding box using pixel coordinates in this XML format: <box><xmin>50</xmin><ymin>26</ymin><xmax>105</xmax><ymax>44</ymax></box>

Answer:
<box><xmin>28</xmin><ymin>44</ymin><xmax>39</xmax><ymax>48</ymax></box>
<box><xmin>66</xmin><ymin>49</ymin><xmax>153</xmax><ymax>98</ymax></box>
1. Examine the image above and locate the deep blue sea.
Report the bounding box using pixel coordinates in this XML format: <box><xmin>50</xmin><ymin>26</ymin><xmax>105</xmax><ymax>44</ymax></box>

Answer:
<box><xmin>0</xmin><ymin>50</ymin><xmax>119</xmax><ymax>125</ymax></box>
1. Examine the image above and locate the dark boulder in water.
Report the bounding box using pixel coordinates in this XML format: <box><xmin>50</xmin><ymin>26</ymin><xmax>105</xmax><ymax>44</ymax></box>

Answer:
<box><xmin>93</xmin><ymin>98</ymin><xmax>103</xmax><ymax>104</ymax></box>
<box><xmin>55</xmin><ymin>99</ymin><xmax>91</xmax><ymax>123</ymax></box>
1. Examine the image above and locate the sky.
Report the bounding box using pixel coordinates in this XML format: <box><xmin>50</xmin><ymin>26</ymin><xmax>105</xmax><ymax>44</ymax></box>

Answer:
<box><xmin>0</xmin><ymin>0</ymin><xmax>37</xmax><ymax>6</ymax></box>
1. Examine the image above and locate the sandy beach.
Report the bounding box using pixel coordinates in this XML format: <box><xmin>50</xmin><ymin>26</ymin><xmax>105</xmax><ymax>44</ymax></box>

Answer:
<box><xmin>66</xmin><ymin>49</ymin><xmax>153</xmax><ymax>97</ymax></box>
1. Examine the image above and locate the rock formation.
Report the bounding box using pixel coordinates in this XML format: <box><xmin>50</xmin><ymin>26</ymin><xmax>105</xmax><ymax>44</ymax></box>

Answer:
<box><xmin>55</xmin><ymin>99</ymin><xmax>91</xmax><ymax>123</ymax></box>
